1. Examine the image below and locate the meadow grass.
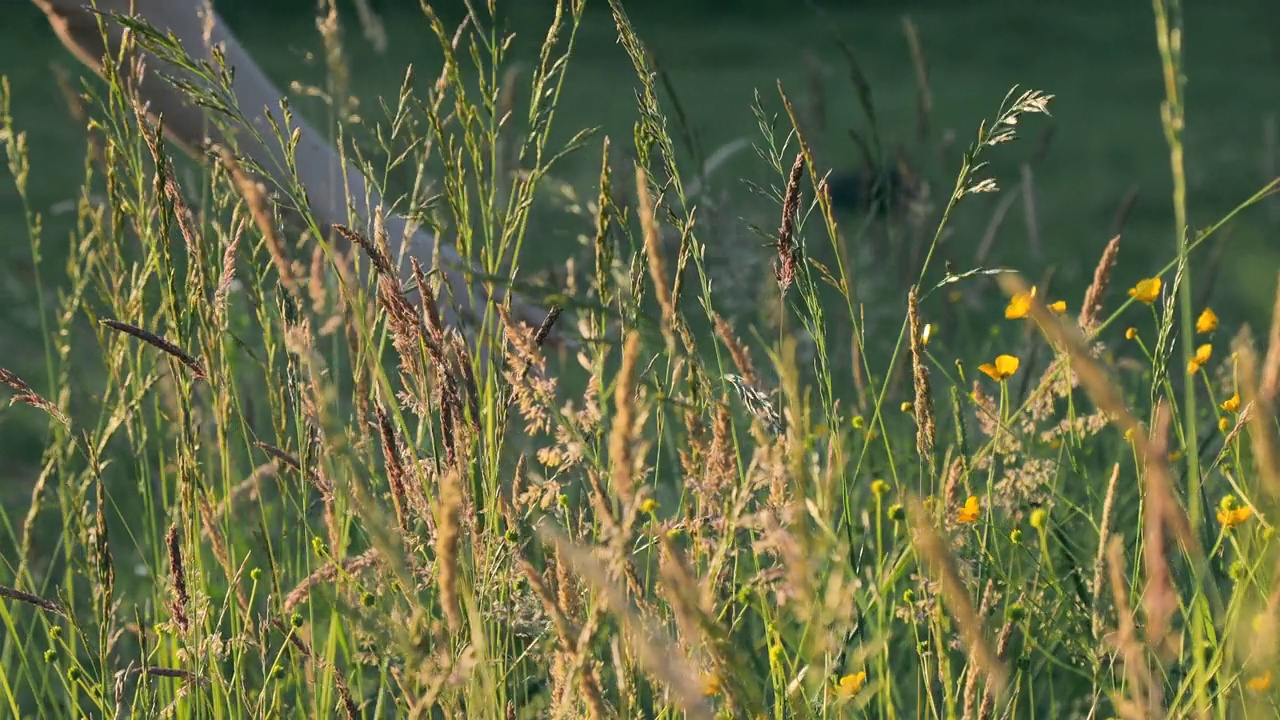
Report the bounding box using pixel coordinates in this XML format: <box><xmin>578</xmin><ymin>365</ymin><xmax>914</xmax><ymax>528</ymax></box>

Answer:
<box><xmin>2</xmin><ymin>0</ymin><xmax>1280</xmax><ymax>717</ymax></box>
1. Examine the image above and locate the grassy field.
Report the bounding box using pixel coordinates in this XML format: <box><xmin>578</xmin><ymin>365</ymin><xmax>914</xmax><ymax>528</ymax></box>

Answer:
<box><xmin>2</xmin><ymin>0</ymin><xmax>1280</xmax><ymax>717</ymax></box>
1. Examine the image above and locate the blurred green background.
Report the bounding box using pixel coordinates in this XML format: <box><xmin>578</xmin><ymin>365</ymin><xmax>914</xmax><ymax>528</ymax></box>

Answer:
<box><xmin>1</xmin><ymin>0</ymin><xmax>1278</xmax><ymax>490</ymax></box>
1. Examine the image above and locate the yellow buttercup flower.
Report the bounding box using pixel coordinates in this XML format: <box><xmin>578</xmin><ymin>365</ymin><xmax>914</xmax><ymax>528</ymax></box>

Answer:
<box><xmin>1125</xmin><ymin>327</ymin><xmax>1138</xmax><ymax>341</ymax></box>
<box><xmin>1128</xmin><ymin>277</ymin><xmax>1162</xmax><ymax>304</ymax></box>
<box><xmin>1247</xmin><ymin>670</ymin><xmax>1272</xmax><ymax>692</ymax></box>
<box><xmin>833</xmin><ymin>671</ymin><xmax>868</xmax><ymax>699</ymax></box>
<box><xmin>1048</xmin><ymin>300</ymin><xmax>1067</xmax><ymax>313</ymax></box>
<box><xmin>1221</xmin><ymin>392</ymin><xmax>1240</xmax><ymax>413</ymax></box>
<box><xmin>978</xmin><ymin>354</ymin><xmax>1020</xmax><ymax>381</ymax></box>
<box><xmin>1187</xmin><ymin>343</ymin><xmax>1212</xmax><ymax>375</ymax></box>
<box><xmin>1218</xmin><ymin>417</ymin><xmax>1230</xmax><ymax>432</ymax></box>
<box><xmin>1196</xmin><ymin>308</ymin><xmax>1218</xmax><ymax>334</ymax></box>
<box><xmin>1217</xmin><ymin>496</ymin><xmax>1253</xmax><ymax>529</ymax></box>
<box><xmin>701</xmin><ymin>672</ymin><xmax>721</xmax><ymax>696</ymax></box>
<box><xmin>1005</xmin><ymin>286</ymin><xmax>1037</xmax><ymax>319</ymax></box>
<box><xmin>957</xmin><ymin>496</ymin><xmax>981</xmax><ymax>524</ymax></box>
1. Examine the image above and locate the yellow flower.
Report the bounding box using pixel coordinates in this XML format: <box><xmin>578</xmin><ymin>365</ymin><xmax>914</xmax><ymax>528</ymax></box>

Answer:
<box><xmin>1048</xmin><ymin>300</ymin><xmax>1067</xmax><ymax>313</ymax></box>
<box><xmin>957</xmin><ymin>496</ymin><xmax>981</xmax><ymax>524</ymax></box>
<box><xmin>1030</xmin><ymin>508</ymin><xmax>1048</xmax><ymax>530</ymax></box>
<box><xmin>701</xmin><ymin>672</ymin><xmax>721</xmax><ymax>696</ymax></box>
<box><xmin>1128</xmin><ymin>277</ymin><xmax>1162</xmax><ymax>304</ymax></box>
<box><xmin>978</xmin><ymin>354</ymin><xmax>1020</xmax><ymax>381</ymax></box>
<box><xmin>1247</xmin><ymin>670</ymin><xmax>1272</xmax><ymax>692</ymax></box>
<box><xmin>1219</xmin><ymin>417</ymin><xmax>1230</xmax><ymax>432</ymax></box>
<box><xmin>871</xmin><ymin>479</ymin><xmax>889</xmax><ymax>496</ymax></box>
<box><xmin>1222</xmin><ymin>392</ymin><xmax>1241</xmax><ymax>413</ymax></box>
<box><xmin>1217</xmin><ymin>497</ymin><xmax>1253</xmax><ymax>529</ymax></box>
<box><xmin>1005</xmin><ymin>286</ymin><xmax>1037</xmax><ymax>319</ymax></box>
<box><xmin>1125</xmin><ymin>327</ymin><xmax>1138</xmax><ymax>341</ymax></box>
<box><xmin>832</xmin><ymin>671</ymin><xmax>868</xmax><ymax>699</ymax></box>
<box><xmin>900</xmin><ymin>401</ymin><xmax>913</xmax><ymax>413</ymax></box>
<box><xmin>640</xmin><ymin>498</ymin><xmax>658</xmax><ymax>514</ymax></box>
<box><xmin>1196</xmin><ymin>308</ymin><xmax>1219</xmax><ymax>334</ymax></box>
<box><xmin>1187</xmin><ymin>343</ymin><xmax>1213</xmax><ymax>375</ymax></box>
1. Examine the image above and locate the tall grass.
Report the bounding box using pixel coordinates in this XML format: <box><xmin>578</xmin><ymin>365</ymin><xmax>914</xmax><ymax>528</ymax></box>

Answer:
<box><xmin>2</xmin><ymin>0</ymin><xmax>1280</xmax><ymax>717</ymax></box>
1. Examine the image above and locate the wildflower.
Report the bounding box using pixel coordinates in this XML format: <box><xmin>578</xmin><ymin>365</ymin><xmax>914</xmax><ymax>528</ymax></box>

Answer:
<box><xmin>1125</xmin><ymin>327</ymin><xmax>1137</xmax><ymax>341</ymax></box>
<box><xmin>871</xmin><ymin>479</ymin><xmax>889</xmax><ymax>497</ymax></box>
<box><xmin>978</xmin><ymin>354</ymin><xmax>1020</xmax><ymax>381</ymax></box>
<box><xmin>1247</xmin><ymin>670</ymin><xmax>1272</xmax><ymax>692</ymax></box>
<box><xmin>1128</xmin><ymin>277</ymin><xmax>1162</xmax><ymax>304</ymax></box>
<box><xmin>1006</xmin><ymin>286</ymin><xmax>1037</xmax><ymax>319</ymax></box>
<box><xmin>701</xmin><ymin>672</ymin><xmax>721</xmax><ymax>696</ymax></box>
<box><xmin>1217</xmin><ymin>496</ymin><xmax>1252</xmax><ymax>529</ymax></box>
<box><xmin>1187</xmin><ymin>344</ymin><xmax>1212</xmax><ymax>374</ymax></box>
<box><xmin>1009</xmin><ymin>527</ymin><xmax>1023</xmax><ymax>543</ymax></box>
<box><xmin>900</xmin><ymin>401</ymin><xmax>913</xmax><ymax>413</ymax></box>
<box><xmin>1048</xmin><ymin>300</ymin><xmax>1067</xmax><ymax>313</ymax></box>
<box><xmin>769</xmin><ymin>642</ymin><xmax>785</xmax><ymax>664</ymax></box>
<box><xmin>640</xmin><ymin>498</ymin><xmax>658</xmax><ymax>514</ymax></box>
<box><xmin>1030</xmin><ymin>508</ymin><xmax>1048</xmax><ymax>530</ymax></box>
<box><xmin>1221</xmin><ymin>392</ymin><xmax>1241</xmax><ymax>413</ymax></box>
<box><xmin>957</xmin><ymin>496</ymin><xmax>980</xmax><ymax>524</ymax></box>
<box><xmin>887</xmin><ymin>503</ymin><xmax>905</xmax><ymax>521</ymax></box>
<box><xmin>1196</xmin><ymin>308</ymin><xmax>1219</xmax><ymax>334</ymax></box>
<box><xmin>832</xmin><ymin>671</ymin><xmax>868</xmax><ymax>699</ymax></box>
<box><xmin>1219</xmin><ymin>417</ymin><xmax>1230</xmax><ymax>432</ymax></box>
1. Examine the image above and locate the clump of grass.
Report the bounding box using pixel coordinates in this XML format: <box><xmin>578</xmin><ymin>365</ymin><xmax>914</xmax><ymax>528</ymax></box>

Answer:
<box><xmin>3</xmin><ymin>1</ymin><xmax>1280</xmax><ymax>718</ymax></box>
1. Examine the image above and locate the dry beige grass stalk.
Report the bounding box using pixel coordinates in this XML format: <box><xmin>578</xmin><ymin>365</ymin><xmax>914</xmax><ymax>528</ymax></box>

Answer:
<box><xmin>1078</xmin><ymin>235</ymin><xmax>1121</xmax><ymax>335</ymax></box>
<box><xmin>908</xmin><ymin>496</ymin><xmax>1008</xmax><ymax>694</ymax></box>
<box><xmin>609</xmin><ymin>331</ymin><xmax>643</xmax><ymax>506</ymax></box>
<box><xmin>713</xmin><ymin>312</ymin><xmax>760</xmax><ymax>389</ymax></box>
<box><xmin>216</xmin><ymin>145</ymin><xmax>298</xmax><ymax>296</ymax></box>
<box><xmin>774</xmin><ymin>153</ymin><xmax>804</xmax><ymax>295</ymax></box>
<box><xmin>635</xmin><ymin>165</ymin><xmax>675</xmax><ymax>326</ymax></box>
<box><xmin>1235</xmin><ymin>336</ymin><xmax>1280</xmax><ymax>498</ymax></box>
<box><xmin>1106</xmin><ymin>535</ymin><xmax>1160</xmax><ymax>719</ymax></box>
<box><xmin>1091</xmin><ymin>462</ymin><xmax>1121</xmax><ymax>642</ymax></box>
<box><xmin>908</xmin><ymin>287</ymin><xmax>935</xmax><ymax>459</ymax></box>
<box><xmin>542</xmin><ymin>526</ymin><xmax>715</xmax><ymax>720</ymax></box>
<box><xmin>1260</xmin><ymin>271</ymin><xmax>1280</xmax><ymax>403</ymax></box>
<box><xmin>1138</xmin><ymin>403</ymin><xmax>1179</xmax><ymax>659</ymax></box>
<box><xmin>435</xmin><ymin>465</ymin><xmax>464</xmax><ymax>631</ymax></box>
